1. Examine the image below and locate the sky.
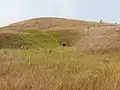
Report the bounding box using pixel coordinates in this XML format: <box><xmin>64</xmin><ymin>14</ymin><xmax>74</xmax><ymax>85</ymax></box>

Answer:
<box><xmin>0</xmin><ymin>0</ymin><xmax>120</xmax><ymax>27</ymax></box>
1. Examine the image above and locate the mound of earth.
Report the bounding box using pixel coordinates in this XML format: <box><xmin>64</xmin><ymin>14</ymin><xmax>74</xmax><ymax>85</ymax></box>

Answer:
<box><xmin>78</xmin><ymin>26</ymin><xmax>120</xmax><ymax>53</ymax></box>
<box><xmin>0</xmin><ymin>17</ymin><xmax>120</xmax><ymax>50</ymax></box>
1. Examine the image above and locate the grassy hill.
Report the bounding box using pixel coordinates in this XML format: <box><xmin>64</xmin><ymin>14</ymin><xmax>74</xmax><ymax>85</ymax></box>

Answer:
<box><xmin>1</xmin><ymin>17</ymin><xmax>120</xmax><ymax>90</ymax></box>
<box><xmin>0</xmin><ymin>17</ymin><xmax>119</xmax><ymax>50</ymax></box>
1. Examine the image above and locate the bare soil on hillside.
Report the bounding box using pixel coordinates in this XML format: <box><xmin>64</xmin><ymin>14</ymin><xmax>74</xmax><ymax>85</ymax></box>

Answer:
<box><xmin>78</xmin><ymin>26</ymin><xmax>120</xmax><ymax>53</ymax></box>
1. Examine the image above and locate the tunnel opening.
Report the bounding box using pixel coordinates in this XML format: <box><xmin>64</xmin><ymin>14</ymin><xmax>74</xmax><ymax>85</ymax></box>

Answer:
<box><xmin>62</xmin><ymin>43</ymin><xmax>67</xmax><ymax>46</ymax></box>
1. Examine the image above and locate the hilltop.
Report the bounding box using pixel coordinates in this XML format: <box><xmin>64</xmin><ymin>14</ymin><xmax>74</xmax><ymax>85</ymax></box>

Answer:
<box><xmin>1</xmin><ymin>17</ymin><xmax>117</xmax><ymax>31</ymax></box>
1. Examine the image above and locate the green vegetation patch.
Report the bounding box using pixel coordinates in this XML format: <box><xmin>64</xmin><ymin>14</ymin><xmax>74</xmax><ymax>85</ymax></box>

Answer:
<box><xmin>0</xmin><ymin>31</ymin><xmax>60</xmax><ymax>49</ymax></box>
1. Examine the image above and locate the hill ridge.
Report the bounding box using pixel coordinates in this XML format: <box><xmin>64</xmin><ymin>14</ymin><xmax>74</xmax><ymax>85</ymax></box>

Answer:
<box><xmin>1</xmin><ymin>17</ymin><xmax>119</xmax><ymax>31</ymax></box>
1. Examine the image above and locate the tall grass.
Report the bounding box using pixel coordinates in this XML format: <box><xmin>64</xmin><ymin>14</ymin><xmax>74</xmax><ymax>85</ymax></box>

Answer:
<box><xmin>0</xmin><ymin>47</ymin><xmax>120</xmax><ymax>90</ymax></box>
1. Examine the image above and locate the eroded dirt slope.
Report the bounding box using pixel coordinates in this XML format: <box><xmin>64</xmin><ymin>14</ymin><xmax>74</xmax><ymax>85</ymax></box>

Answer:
<box><xmin>78</xmin><ymin>26</ymin><xmax>120</xmax><ymax>53</ymax></box>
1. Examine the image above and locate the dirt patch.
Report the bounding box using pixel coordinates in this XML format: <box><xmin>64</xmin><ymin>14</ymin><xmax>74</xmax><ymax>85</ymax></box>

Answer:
<box><xmin>78</xmin><ymin>26</ymin><xmax>120</xmax><ymax>53</ymax></box>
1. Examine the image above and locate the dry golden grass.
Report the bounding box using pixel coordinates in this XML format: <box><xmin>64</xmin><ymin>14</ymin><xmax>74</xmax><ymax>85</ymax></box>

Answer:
<box><xmin>0</xmin><ymin>47</ymin><xmax>120</xmax><ymax>90</ymax></box>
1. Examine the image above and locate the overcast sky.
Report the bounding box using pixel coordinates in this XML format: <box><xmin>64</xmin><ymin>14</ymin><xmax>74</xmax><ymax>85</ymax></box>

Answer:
<box><xmin>0</xmin><ymin>0</ymin><xmax>120</xmax><ymax>26</ymax></box>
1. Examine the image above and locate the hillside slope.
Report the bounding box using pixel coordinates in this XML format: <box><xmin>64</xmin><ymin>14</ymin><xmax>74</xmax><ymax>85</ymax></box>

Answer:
<box><xmin>0</xmin><ymin>30</ymin><xmax>60</xmax><ymax>49</ymax></box>
<box><xmin>78</xmin><ymin>26</ymin><xmax>120</xmax><ymax>53</ymax></box>
<box><xmin>1</xmin><ymin>17</ymin><xmax>120</xmax><ymax>52</ymax></box>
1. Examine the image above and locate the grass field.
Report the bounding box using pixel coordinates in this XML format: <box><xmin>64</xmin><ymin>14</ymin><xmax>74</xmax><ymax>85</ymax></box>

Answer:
<box><xmin>0</xmin><ymin>48</ymin><xmax>120</xmax><ymax>90</ymax></box>
<box><xmin>0</xmin><ymin>30</ymin><xmax>120</xmax><ymax>90</ymax></box>
<box><xmin>0</xmin><ymin>30</ymin><xmax>120</xmax><ymax>89</ymax></box>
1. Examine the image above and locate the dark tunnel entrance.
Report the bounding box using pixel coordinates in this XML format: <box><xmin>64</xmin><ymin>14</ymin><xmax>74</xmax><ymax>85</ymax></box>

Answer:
<box><xmin>61</xmin><ymin>42</ymin><xmax>68</xmax><ymax>47</ymax></box>
<box><xmin>62</xmin><ymin>43</ymin><xmax>67</xmax><ymax>46</ymax></box>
